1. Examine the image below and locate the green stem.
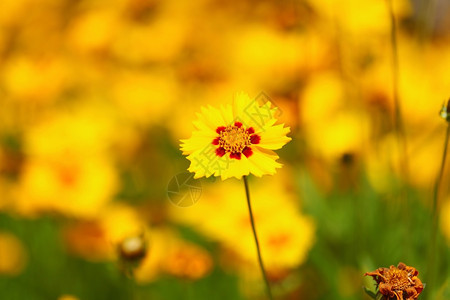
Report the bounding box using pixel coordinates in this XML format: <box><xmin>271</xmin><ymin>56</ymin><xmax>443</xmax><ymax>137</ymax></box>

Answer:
<box><xmin>386</xmin><ymin>0</ymin><xmax>412</xmax><ymax>261</ymax></box>
<box><xmin>427</xmin><ymin>122</ymin><xmax>450</xmax><ymax>296</ymax></box>
<box><xmin>386</xmin><ymin>0</ymin><xmax>409</xmax><ymax>184</ymax></box>
<box><xmin>243</xmin><ymin>176</ymin><xmax>274</xmax><ymax>300</ymax></box>
<box><xmin>432</xmin><ymin>123</ymin><xmax>450</xmax><ymax>234</ymax></box>
<box><xmin>418</xmin><ymin>0</ymin><xmax>437</xmax><ymax>40</ymax></box>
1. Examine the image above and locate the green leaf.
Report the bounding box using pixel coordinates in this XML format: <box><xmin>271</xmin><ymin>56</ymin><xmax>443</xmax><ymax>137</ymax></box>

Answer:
<box><xmin>363</xmin><ymin>286</ymin><xmax>377</xmax><ymax>299</ymax></box>
<box><xmin>376</xmin><ymin>293</ymin><xmax>385</xmax><ymax>300</ymax></box>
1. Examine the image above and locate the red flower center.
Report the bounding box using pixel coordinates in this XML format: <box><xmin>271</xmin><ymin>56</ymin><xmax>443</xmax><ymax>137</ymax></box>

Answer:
<box><xmin>212</xmin><ymin>122</ymin><xmax>261</xmax><ymax>160</ymax></box>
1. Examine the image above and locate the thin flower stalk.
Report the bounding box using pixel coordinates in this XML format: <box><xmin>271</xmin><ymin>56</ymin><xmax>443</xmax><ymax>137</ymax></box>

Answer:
<box><xmin>243</xmin><ymin>175</ymin><xmax>273</xmax><ymax>300</ymax></box>
<box><xmin>426</xmin><ymin>100</ymin><xmax>450</xmax><ymax>297</ymax></box>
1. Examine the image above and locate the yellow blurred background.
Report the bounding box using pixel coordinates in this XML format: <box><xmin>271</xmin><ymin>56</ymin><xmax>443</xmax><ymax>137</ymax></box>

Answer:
<box><xmin>0</xmin><ymin>0</ymin><xmax>450</xmax><ymax>299</ymax></box>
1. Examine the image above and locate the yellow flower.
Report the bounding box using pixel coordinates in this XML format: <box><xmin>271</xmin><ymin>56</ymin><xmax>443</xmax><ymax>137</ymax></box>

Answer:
<box><xmin>14</xmin><ymin>156</ymin><xmax>118</xmax><ymax>217</ymax></box>
<box><xmin>12</xmin><ymin>104</ymin><xmax>119</xmax><ymax>217</ymax></box>
<box><xmin>58</xmin><ymin>295</ymin><xmax>79</xmax><ymax>300</ymax></box>
<box><xmin>62</xmin><ymin>203</ymin><xmax>147</xmax><ymax>261</ymax></box>
<box><xmin>0</xmin><ymin>232</ymin><xmax>27</xmax><ymax>276</ymax></box>
<box><xmin>133</xmin><ymin>227</ymin><xmax>213</xmax><ymax>283</ymax></box>
<box><xmin>180</xmin><ymin>92</ymin><xmax>291</xmax><ymax>180</ymax></box>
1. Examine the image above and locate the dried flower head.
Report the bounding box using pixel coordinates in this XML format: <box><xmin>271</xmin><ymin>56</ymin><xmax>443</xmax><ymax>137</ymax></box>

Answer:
<box><xmin>365</xmin><ymin>262</ymin><xmax>424</xmax><ymax>300</ymax></box>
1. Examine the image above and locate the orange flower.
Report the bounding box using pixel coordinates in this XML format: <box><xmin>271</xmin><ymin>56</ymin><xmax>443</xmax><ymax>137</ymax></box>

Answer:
<box><xmin>365</xmin><ymin>262</ymin><xmax>424</xmax><ymax>300</ymax></box>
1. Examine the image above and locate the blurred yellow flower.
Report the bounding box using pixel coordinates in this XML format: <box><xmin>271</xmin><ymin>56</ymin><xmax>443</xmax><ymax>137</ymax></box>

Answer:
<box><xmin>0</xmin><ymin>0</ymin><xmax>32</xmax><ymax>27</ymax></box>
<box><xmin>360</xmin><ymin>37</ymin><xmax>449</xmax><ymax>128</ymax></box>
<box><xmin>365</xmin><ymin>134</ymin><xmax>400</xmax><ymax>193</ymax></box>
<box><xmin>24</xmin><ymin>106</ymin><xmax>117</xmax><ymax>157</ymax></box>
<box><xmin>306</xmin><ymin>111</ymin><xmax>369</xmax><ymax>162</ymax></box>
<box><xmin>63</xmin><ymin>220</ymin><xmax>111</xmax><ymax>261</ymax></box>
<box><xmin>67</xmin><ymin>10</ymin><xmax>119</xmax><ymax>54</ymax></box>
<box><xmin>162</xmin><ymin>241</ymin><xmax>213</xmax><ymax>280</ymax></box>
<box><xmin>100</xmin><ymin>203</ymin><xmax>146</xmax><ymax>246</ymax></box>
<box><xmin>307</xmin><ymin>0</ymin><xmax>410</xmax><ymax>35</ymax></box>
<box><xmin>229</xmin><ymin>25</ymin><xmax>306</xmax><ymax>80</ymax></box>
<box><xmin>134</xmin><ymin>227</ymin><xmax>213</xmax><ymax>283</ymax></box>
<box><xmin>63</xmin><ymin>203</ymin><xmax>146</xmax><ymax>261</ymax></box>
<box><xmin>133</xmin><ymin>228</ymin><xmax>170</xmax><ymax>282</ymax></box>
<box><xmin>112</xmin><ymin>70</ymin><xmax>178</xmax><ymax>126</ymax></box>
<box><xmin>58</xmin><ymin>295</ymin><xmax>79</xmax><ymax>300</ymax></box>
<box><xmin>398</xmin><ymin>39</ymin><xmax>450</xmax><ymax>126</ymax></box>
<box><xmin>300</xmin><ymin>72</ymin><xmax>370</xmax><ymax>162</ymax></box>
<box><xmin>181</xmin><ymin>92</ymin><xmax>291</xmax><ymax>179</ymax></box>
<box><xmin>111</xmin><ymin>18</ymin><xmax>188</xmax><ymax>64</ymax></box>
<box><xmin>14</xmin><ymin>157</ymin><xmax>118</xmax><ymax>217</ymax></box>
<box><xmin>13</xmin><ymin>106</ymin><xmax>119</xmax><ymax>217</ymax></box>
<box><xmin>300</xmin><ymin>71</ymin><xmax>344</xmax><ymax>126</ymax></box>
<box><xmin>0</xmin><ymin>232</ymin><xmax>27</xmax><ymax>276</ymax></box>
<box><xmin>170</xmin><ymin>170</ymin><xmax>315</xmax><ymax>271</ymax></box>
<box><xmin>406</xmin><ymin>131</ymin><xmax>446</xmax><ymax>187</ymax></box>
<box><xmin>2</xmin><ymin>55</ymin><xmax>69</xmax><ymax>104</ymax></box>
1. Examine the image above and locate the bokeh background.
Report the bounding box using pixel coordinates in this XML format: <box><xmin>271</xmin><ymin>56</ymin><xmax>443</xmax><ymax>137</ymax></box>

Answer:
<box><xmin>0</xmin><ymin>0</ymin><xmax>450</xmax><ymax>299</ymax></box>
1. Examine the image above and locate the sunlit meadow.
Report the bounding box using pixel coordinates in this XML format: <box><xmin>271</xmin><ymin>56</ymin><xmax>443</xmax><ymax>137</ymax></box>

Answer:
<box><xmin>0</xmin><ymin>0</ymin><xmax>450</xmax><ymax>299</ymax></box>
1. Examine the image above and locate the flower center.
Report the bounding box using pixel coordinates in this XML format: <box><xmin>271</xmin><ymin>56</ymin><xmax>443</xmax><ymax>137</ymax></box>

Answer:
<box><xmin>213</xmin><ymin>122</ymin><xmax>261</xmax><ymax>159</ymax></box>
<box><xmin>385</xmin><ymin>269</ymin><xmax>411</xmax><ymax>291</ymax></box>
<box><xmin>221</xmin><ymin>127</ymin><xmax>249</xmax><ymax>152</ymax></box>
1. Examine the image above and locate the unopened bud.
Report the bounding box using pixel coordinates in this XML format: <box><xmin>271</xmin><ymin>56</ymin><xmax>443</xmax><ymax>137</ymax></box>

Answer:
<box><xmin>440</xmin><ymin>99</ymin><xmax>450</xmax><ymax>122</ymax></box>
<box><xmin>118</xmin><ymin>235</ymin><xmax>147</xmax><ymax>262</ymax></box>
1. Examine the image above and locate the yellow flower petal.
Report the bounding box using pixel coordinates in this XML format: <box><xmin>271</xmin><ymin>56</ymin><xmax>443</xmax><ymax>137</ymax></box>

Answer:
<box><xmin>232</xmin><ymin>92</ymin><xmax>257</xmax><ymax>127</ymax></box>
<box><xmin>258</xmin><ymin>124</ymin><xmax>292</xmax><ymax>150</ymax></box>
<box><xmin>180</xmin><ymin>132</ymin><xmax>215</xmax><ymax>155</ymax></box>
<box><xmin>186</xmin><ymin>144</ymin><xmax>233</xmax><ymax>178</ymax></box>
<box><xmin>247</xmin><ymin>148</ymin><xmax>282</xmax><ymax>176</ymax></box>
<box><xmin>220</xmin><ymin>156</ymin><xmax>251</xmax><ymax>180</ymax></box>
<box><xmin>197</xmin><ymin>105</ymin><xmax>231</xmax><ymax>130</ymax></box>
<box><xmin>233</xmin><ymin>92</ymin><xmax>280</xmax><ymax>132</ymax></box>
